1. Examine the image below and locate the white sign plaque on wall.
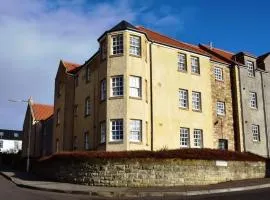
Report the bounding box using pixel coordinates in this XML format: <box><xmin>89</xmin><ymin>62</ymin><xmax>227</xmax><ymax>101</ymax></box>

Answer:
<box><xmin>216</xmin><ymin>160</ymin><xmax>228</xmax><ymax>167</ymax></box>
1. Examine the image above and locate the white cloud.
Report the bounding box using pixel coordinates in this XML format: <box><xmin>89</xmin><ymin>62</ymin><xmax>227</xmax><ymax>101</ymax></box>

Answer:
<box><xmin>0</xmin><ymin>0</ymin><xmax>196</xmax><ymax>130</ymax></box>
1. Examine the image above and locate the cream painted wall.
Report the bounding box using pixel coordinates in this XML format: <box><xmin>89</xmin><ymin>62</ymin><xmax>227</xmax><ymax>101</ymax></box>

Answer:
<box><xmin>151</xmin><ymin>44</ymin><xmax>214</xmax><ymax>150</ymax></box>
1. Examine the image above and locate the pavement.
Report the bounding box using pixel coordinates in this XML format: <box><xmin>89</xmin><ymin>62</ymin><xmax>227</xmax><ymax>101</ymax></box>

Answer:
<box><xmin>1</xmin><ymin>169</ymin><xmax>270</xmax><ymax>198</ymax></box>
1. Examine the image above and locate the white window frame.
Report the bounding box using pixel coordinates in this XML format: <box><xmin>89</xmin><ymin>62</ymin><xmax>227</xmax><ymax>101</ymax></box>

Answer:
<box><xmin>178</xmin><ymin>53</ymin><xmax>187</xmax><ymax>71</ymax></box>
<box><xmin>111</xmin><ymin>76</ymin><xmax>123</xmax><ymax>97</ymax></box>
<box><xmin>112</xmin><ymin>34</ymin><xmax>123</xmax><ymax>55</ymax></box>
<box><xmin>191</xmin><ymin>56</ymin><xmax>200</xmax><ymax>74</ymax></box>
<box><xmin>180</xmin><ymin>127</ymin><xmax>190</xmax><ymax>147</ymax></box>
<box><xmin>194</xmin><ymin>129</ymin><xmax>203</xmax><ymax>148</ymax></box>
<box><xmin>214</xmin><ymin>67</ymin><xmax>223</xmax><ymax>81</ymax></box>
<box><xmin>129</xmin><ymin>76</ymin><xmax>141</xmax><ymax>98</ymax></box>
<box><xmin>129</xmin><ymin>120</ymin><xmax>142</xmax><ymax>142</ymax></box>
<box><xmin>249</xmin><ymin>92</ymin><xmax>257</xmax><ymax>109</ymax></box>
<box><xmin>179</xmin><ymin>89</ymin><xmax>188</xmax><ymax>109</ymax></box>
<box><xmin>252</xmin><ymin>124</ymin><xmax>260</xmax><ymax>142</ymax></box>
<box><xmin>0</xmin><ymin>140</ymin><xmax>3</xmax><ymax>148</ymax></box>
<box><xmin>216</xmin><ymin>101</ymin><xmax>225</xmax><ymax>116</ymax></box>
<box><xmin>247</xmin><ymin>61</ymin><xmax>255</xmax><ymax>77</ymax></box>
<box><xmin>100</xmin><ymin>79</ymin><xmax>106</xmax><ymax>101</ymax></box>
<box><xmin>192</xmin><ymin>91</ymin><xmax>201</xmax><ymax>111</ymax></box>
<box><xmin>84</xmin><ymin>131</ymin><xmax>89</xmax><ymax>150</ymax></box>
<box><xmin>111</xmin><ymin>119</ymin><xmax>123</xmax><ymax>141</ymax></box>
<box><xmin>85</xmin><ymin>97</ymin><xmax>91</xmax><ymax>116</ymax></box>
<box><xmin>100</xmin><ymin>122</ymin><xmax>106</xmax><ymax>144</ymax></box>
<box><xmin>129</xmin><ymin>35</ymin><xmax>141</xmax><ymax>56</ymax></box>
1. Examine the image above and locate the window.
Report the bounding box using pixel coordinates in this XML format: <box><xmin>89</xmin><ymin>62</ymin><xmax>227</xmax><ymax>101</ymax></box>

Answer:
<box><xmin>84</xmin><ymin>132</ymin><xmax>90</xmax><ymax>150</ymax></box>
<box><xmin>74</xmin><ymin>105</ymin><xmax>78</xmax><ymax>117</ymax></box>
<box><xmin>101</xmin><ymin>40</ymin><xmax>107</xmax><ymax>60</ymax></box>
<box><xmin>56</xmin><ymin>139</ymin><xmax>59</xmax><ymax>152</ymax></box>
<box><xmin>111</xmin><ymin>119</ymin><xmax>123</xmax><ymax>141</ymax></box>
<box><xmin>130</xmin><ymin>120</ymin><xmax>142</xmax><ymax>142</ymax></box>
<box><xmin>0</xmin><ymin>140</ymin><xmax>3</xmax><ymax>148</ymax></box>
<box><xmin>216</xmin><ymin>101</ymin><xmax>225</xmax><ymax>115</ymax></box>
<box><xmin>86</xmin><ymin>66</ymin><xmax>91</xmax><ymax>82</ymax></box>
<box><xmin>218</xmin><ymin>139</ymin><xmax>228</xmax><ymax>150</ymax></box>
<box><xmin>129</xmin><ymin>76</ymin><xmax>141</xmax><ymax>98</ymax></box>
<box><xmin>194</xmin><ymin>129</ymin><xmax>203</xmax><ymax>148</ymax></box>
<box><xmin>250</xmin><ymin>92</ymin><xmax>257</xmax><ymax>109</ymax></box>
<box><xmin>145</xmin><ymin>79</ymin><xmax>148</xmax><ymax>103</ymax></box>
<box><xmin>179</xmin><ymin>89</ymin><xmax>188</xmax><ymax>109</ymax></box>
<box><xmin>192</xmin><ymin>91</ymin><xmax>201</xmax><ymax>111</ymax></box>
<box><xmin>75</xmin><ymin>75</ymin><xmax>79</xmax><ymax>87</ymax></box>
<box><xmin>14</xmin><ymin>133</ymin><xmax>19</xmax><ymax>138</ymax></box>
<box><xmin>129</xmin><ymin>35</ymin><xmax>141</xmax><ymax>56</ymax></box>
<box><xmin>85</xmin><ymin>97</ymin><xmax>90</xmax><ymax>116</ymax></box>
<box><xmin>0</xmin><ymin>132</ymin><xmax>3</xmax><ymax>138</ymax></box>
<box><xmin>100</xmin><ymin>122</ymin><xmax>106</xmax><ymax>144</ymax></box>
<box><xmin>14</xmin><ymin>141</ymin><xmax>19</xmax><ymax>150</ymax></box>
<box><xmin>57</xmin><ymin>83</ymin><xmax>62</xmax><ymax>97</ymax></box>
<box><xmin>214</xmin><ymin>67</ymin><xmax>223</xmax><ymax>81</ymax></box>
<box><xmin>180</xmin><ymin>128</ymin><xmax>189</xmax><ymax>147</ymax></box>
<box><xmin>252</xmin><ymin>125</ymin><xmax>260</xmax><ymax>142</ymax></box>
<box><xmin>100</xmin><ymin>79</ymin><xmax>106</xmax><ymax>101</ymax></box>
<box><xmin>178</xmin><ymin>53</ymin><xmax>187</xmax><ymax>71</ymax></box>
<box><xmin>247</xmin><ymin>61</ymin><xmax>255</xmax><ymax>77</ymax></box>
<box><xmin>56</xmin><ymin>109</ymin><xmax>60</xmax><ymax>125</ymax></box>
<box><xmin>111</xmin><ymin>76</ymin><xmax>123</xmax><ymax>97</ymax></box>
<box><xmin>73</xmin><ymin>136</ymin><xmax>78</xmax><ymax>150</ymax></box>
<box><xmin>191</xmin><ymin>57</ymin><xmax>200</xmax><ymax>74</ymax></box>
<box><xmin>112</xmin><ymin>34</ymin><xmax>123</xmax><ymax>55</ymax></box>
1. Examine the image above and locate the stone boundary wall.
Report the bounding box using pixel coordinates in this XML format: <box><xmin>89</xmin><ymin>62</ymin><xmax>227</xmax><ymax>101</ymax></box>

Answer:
<box><xmin>34</xmin><ymin>159</ymin><xmax>266</xmax><ymax>187</ymax></box>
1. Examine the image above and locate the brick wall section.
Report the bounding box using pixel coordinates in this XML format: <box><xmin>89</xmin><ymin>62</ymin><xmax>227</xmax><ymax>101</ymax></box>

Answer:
<box><xmin>211</xmin><ymin>63</ymin><xmax>235</xmax><ymax>150</ymax></box>
<box><xmin>34</xmin><ymin>159</ymin><xmax>265</xmax><ymax>187</ymax></box>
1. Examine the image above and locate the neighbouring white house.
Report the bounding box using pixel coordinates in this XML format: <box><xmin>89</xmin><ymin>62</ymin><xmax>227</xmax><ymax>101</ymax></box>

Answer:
<box><xmin>0</xmin><ymin>129</ymin><xmax>22</xmax><ymax>153</ymax></box>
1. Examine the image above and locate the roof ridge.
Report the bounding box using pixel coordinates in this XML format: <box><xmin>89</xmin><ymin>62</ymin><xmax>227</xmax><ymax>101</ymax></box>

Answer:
<box><xmin>33</xmin><ymin>103</ymin><xmax>53</xmax><ymax>107</ymax></box>
<box><xmin>61</xmin><ymin>60</ymin><xmax>80</xmax><ymax>66</ymax></box>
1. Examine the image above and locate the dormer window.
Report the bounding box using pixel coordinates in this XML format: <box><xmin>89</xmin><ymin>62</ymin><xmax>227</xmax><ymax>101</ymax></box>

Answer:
<box><xmin>112</xmin><ymin>34</ymin><xmax>123</xmax><ymax>55</ymax></box>
<box><xmin>129</xmin><ymin>35</ymin><xmax>141</xmax><ymax>56</ymax></box>
<box><xmin>247</xmin><ymin>61</ymin><xmax>255</xmax><ymax>77</ymax></box>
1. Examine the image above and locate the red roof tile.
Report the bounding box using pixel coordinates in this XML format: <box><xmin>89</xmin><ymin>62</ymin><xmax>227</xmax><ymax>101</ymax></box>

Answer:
<box><xmin>137</xmin><ymin>26</ymin><xmax>209</xmax><ymax>56</ymax></box>
<box><xmin>32</xmin><ymin>103</ymin><xmax>54</xmax><ymax>121</ymax></box>
<box><xmin>62</xmin><ymin>60</ymin><xmax>81</xmax><ymax>72</ymax></box>
<box><xmin>199</xmin><ymin>44</ymin><xmax>235</xmax><ymax>61</ymax></box>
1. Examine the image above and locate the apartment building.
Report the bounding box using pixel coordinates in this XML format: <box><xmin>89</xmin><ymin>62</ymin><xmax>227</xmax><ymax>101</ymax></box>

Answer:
<box><xmin>200</xmin><ymin>45</ymin><xmax>270</xmax><ymax>157</ymax></box>
<box><xmin>22</xmin><ymin>99</ymin><xmax>53</xmax><ymax>157</ymax></box>
<box><xmin>53</xmin><ymin>20</ymin><xmax>238</xmax><ymax>152</ymax></box>
<box><xmin>53</xmin><ymin>60</ymin><xmax>80</xmax><ymax>152</ymax></box>
<box><xmin>0</xmin><ymin>129</ymin><xmax>22</xmax><ymax>153</ymax></box>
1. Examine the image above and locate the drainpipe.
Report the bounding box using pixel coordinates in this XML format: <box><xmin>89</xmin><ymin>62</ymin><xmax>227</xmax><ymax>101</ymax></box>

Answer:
<box><xmin>149</xmin><ymin>43</ymin><xmax>154</xmax><ymax>151</ymax></box>
<box><xmin>237</xmin><ymin>65</ymin><xmax>246</xmax><ymax>152</ymax></box>
<box><xmin>260</xmin><ymin>72</ymin><xmax>269</xmax><ymax>158</ymax></box>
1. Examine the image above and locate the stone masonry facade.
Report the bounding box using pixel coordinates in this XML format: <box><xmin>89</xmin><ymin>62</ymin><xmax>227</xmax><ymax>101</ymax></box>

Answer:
<box><xmin>35</xmin><ymin>158</ymin><xmax>265</xmax><ymax>187</ymax></box>
<box><xmin>211</xmin><ymin>63</ymin><xmax>235</xmax><ymax>150</ymax></box>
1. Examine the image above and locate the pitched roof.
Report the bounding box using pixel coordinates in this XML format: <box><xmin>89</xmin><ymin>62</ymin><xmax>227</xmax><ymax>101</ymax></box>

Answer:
<box><xmin>61</xmin><ymin>60</ymin><xmax>81</xmax><ymax>73</ymax></box>
<box><xmin>137</xmin><ymin>26</ymin><xmax>209</xmax><ymax>56</ymax></box>
<box><xmin>199</xmin><ymin>44</ymin><xmax>235</xmax><ymax>62</ymax></box>
<box><xmin>258</xmin><ymin>52</ymin><xmax>270</xmax><ymax>61</ymax></box>
<box><xmin>109</xmin><ymin>20</ymin><xmax>137</xmax><ymax>32</ymax></box>
<box><xmin>32</xmin><ymin>103</ymin><xmax>54</xmax><ymax>121</ymax></box>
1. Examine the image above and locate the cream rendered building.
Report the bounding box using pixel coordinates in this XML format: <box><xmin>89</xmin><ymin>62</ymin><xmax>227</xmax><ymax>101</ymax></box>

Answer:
<box><xmin>55</xmin><ymin>20</ymin><xmax>231</xmax><ymax>152</ymax></box>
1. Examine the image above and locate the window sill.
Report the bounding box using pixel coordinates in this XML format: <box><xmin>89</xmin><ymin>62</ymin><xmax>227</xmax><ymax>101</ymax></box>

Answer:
<box><xmin>215</xmin><ymin>79</ymin><xmax>224</xmax><ymax>83</ymax></box>
<box><xmin>179</xmin><ymin>107</ymin><xmax>189</xmax><ymax>111</ymax></box>
<box><xmin>129</xmin><ymin>54</ymin><xmax>142</xmax><ymax>58</ymax></box>
<box><xmin>108</xmin><ymin>141</ymin><xmax>123</xmax><ymax>144</ymax></box>
<box><xmin>109</xmin><ymin>96</ymin><xmax>123</xmax><ymax>100</ymax></box>
<box><xmin>217</xmin><ymin>114</ymin><xmax>225</xmax><ymax>117</ymax></box>
<box><xmin>109</xmin><ymin>54</ymin><xmax>124</xmax><ymax>58</ymax></box>
<box><xmin>191</xmin><ymin>72</ymin><xmax>200</xmax><ymax>76</ymax></box>
<box><xmin>252</xmin><ymin>140</ymin><xmax>261</xmax><ymax>143</ymax></box>
<box><xmin>129</xmin><ymin>141</ymin><xmax>143</xmax><ymax>144</ymax></box>
<box><xmin>177</xmin><ymin>69</ymin><xmax>187</xmax><ymax>73</ymax></box>
<box><xmin>250</xmin><ymin>107</ymin><xmax>258</xmax><ymax>110</ymax></box>
<box><xmin>192</xmin><ymin>109</ymin><xmax>202</xmax><ymax>113</ymax></box>
<box><xmin>129</xmin><ymin>96</ymin><xmax>142</xmax><ymax>100</ymax></box>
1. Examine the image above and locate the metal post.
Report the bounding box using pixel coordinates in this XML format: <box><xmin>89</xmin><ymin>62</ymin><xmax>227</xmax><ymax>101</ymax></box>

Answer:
<box><xmin>26</xmin><ymin>100</ymin><xmax>31</xmax><ymax>172</ymax></box>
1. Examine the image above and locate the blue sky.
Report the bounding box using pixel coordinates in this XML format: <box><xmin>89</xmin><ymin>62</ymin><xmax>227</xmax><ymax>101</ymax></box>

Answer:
<box><xmin>0</xmin><ymin>0</ymin><xmax>269</xmax><ymax>130</ymax></box>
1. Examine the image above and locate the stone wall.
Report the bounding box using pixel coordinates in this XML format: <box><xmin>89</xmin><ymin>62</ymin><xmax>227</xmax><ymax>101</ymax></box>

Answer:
<box><xmin>34</xmin><ymin>158</ymin><xmax>265</xmax><ymax>187</ymax></box>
